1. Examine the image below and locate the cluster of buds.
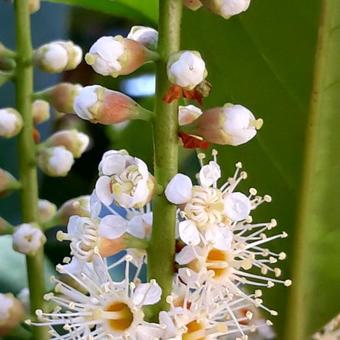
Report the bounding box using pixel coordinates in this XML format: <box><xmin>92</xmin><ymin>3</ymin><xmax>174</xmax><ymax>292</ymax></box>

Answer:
<box><xmin>37</xmin><ymin>129</ymin><xmax>89</xmax><ymax>177</ymax></box>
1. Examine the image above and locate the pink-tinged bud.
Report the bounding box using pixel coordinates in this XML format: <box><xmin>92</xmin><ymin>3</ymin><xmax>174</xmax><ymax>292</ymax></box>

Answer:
<box><xmin>0</xmin><ymin>108</ymin><xmax>23</xmax><ymax>138</ymax></box>
<box><xmin>36</xmin><ymin>82</ymin><xmax>82</xmax><ymax>114</ymax></box>
<box><xmin>34</xmin><ymin>40</ymin><xmax>82</xmax><ymax>73</ymax></box>
<box><xmin>32</xmin><ymin>100</ymin><xmax>50</xmax><ymax>125</ymax></box>
<box><xmin>37</xmin><ymin>146</ymin><xmax>74</xmax><ymax>177</ymax></box>
<box><xmin>200</xmin><ymin>0</ymin><xmax>251</xmax><ymax>19</ymax></box>
<box><xmin>127</xmin><ymin>26</ymin><xmax>158</xmax><ymax>50</ymax></box>
<box><xmin>196</xmin><ymin>103</ymin><xmax>263</xmax><ymax>146</ymax></box>
<box><xmin>29</xmin><ymin>0</ymin><xmax>40</xmax><ymax>14</ymax></box>
<box><xmin>0</xmin><ymin>293</ymin><xmax>25</xmax><ymax>336</ymax></box>
<box><xmin>44</xmin><ymin>129</ymin><xmax>89</xmax><ymax>158</ymax></box>
<box><xmin>0</xmin><ymin>168</ymin><xmax>21</xmax><ymax>197</ymax></box>
<box><xmin>184</xmin><ymin>0</ymin><xmax>203</xmax><ymax>10</ymax></box>
<box><xmin>55</xmin><ymin>196</ymin><xmax>90</xmax><ymax>225</ymax></box>
<box><xmin>85</xmin><ymin>36</ymin><xmax>158</xmax><ymax>78</ymax></box>
<box><xmin>74</xmin><ymin>85</ymin><xmax>152</xmax><ymax>125</ymax></box>
<box><xmin>38</xmin><ymin>199</ymin><xmax>57</xmax><ymax>224</ymax></box>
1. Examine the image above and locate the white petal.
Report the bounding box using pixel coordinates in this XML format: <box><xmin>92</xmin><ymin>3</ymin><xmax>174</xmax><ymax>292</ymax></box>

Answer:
<box><xmin>132</xmin><ymin>282</ymin><xmax>162</xmax><ymax>306</ymax></box>
<box><xmin>175</xmin><ymin>245</ymin><xmax>197</xmax><ymax>265</ymax></box>
<box><xmin>100</xmin><ymin>153</ymin><xmax>127</xmax><ymax>175</ymax></box>
<box><xmin>165</xmin><ymin>174</ymin><xmax>192</xmax><ymax>204</ymax></box>
<box><xmin>179</xmin><ymin>220</ymin><xmax>200</xmax><ymax>245</ymax></box>
<box><xmin>127</xmin><ymin>215</ymin><xmax>146</xmax><ymax>239</ymax></box>
<box><xmin>95</xmin><ymin>176</ymin><xmax>114</xmax><ymax>206</ymax></box>
<box><xmin>224</xmin><ymin>192</ymin><xmax>251</xmax><ymax>221</ymax></box>
<box><xmin>199</xmin><ymin>161</ymin><xmax>221</xmax><ymax>187</ymax></box>
<box><xmin>99</xmin><ymin>214</ymin><xmax>127</xmax><ymax>239</ymax></box>
<box><xmin>67</xmin><ymin>215</ymin><xmax>83</xmax><ymax>237</ymax></box>
<box><xmin>90</xmin><ymin>191</ymin><xmax>102</xmax><ymax>218</ymax></box>
<box><xmin>159</xmin><ymin>311</ymin><xmax>177</xmax><ymax>338</ymax></box>
<box><xmin>205</xmin><ymin>227</ymin><xmax>233</xmax><ymax>250</ymax></box>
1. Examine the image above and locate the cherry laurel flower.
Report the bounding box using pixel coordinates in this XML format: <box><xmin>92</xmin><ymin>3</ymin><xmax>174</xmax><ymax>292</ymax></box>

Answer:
<box><xmin>28</xmin><ymin>254</ymin><xmax>163</xmax><ymax>339</ymax></box>
<box><xmin>167</xmin><ymin>51</ymin><xmax>207</xmax><ymax>90</ymax></box>
<box><xmin>201</xmin><ymin>0</ymin><xmax>251</xmax><ymax>19</ymax></box>
<box><xmin>95</xmin><ymin>150</ymin><xmax>155</xmax><ymax>209</ymax></box>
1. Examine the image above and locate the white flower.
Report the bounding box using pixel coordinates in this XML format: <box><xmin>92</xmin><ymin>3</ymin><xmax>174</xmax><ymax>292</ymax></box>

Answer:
<box><xmin>127</xmin><ymin>26</ymin><xmax>158</xmax><ymax>50</ymax></box>
<box><xmin>12</xmin><ymin>223</ymin><xmax>46</xmax><ymax>256</ymax></box>
<box><xmin>30</xmin><ymin>255</ymin><xmax>163</xmax><ymax>339</ymax></box>
<box><xmin>95</xmin><ymin>150</ymin><xmax>155</xmax><ymax>208</ymax></box>
<box><xmin>220</xmin><ymin>0</ymin><xmax>251</xmax><ymax>18</ymax></box>
<box><xmin>167</xmin><ymin>51</ymin><xmax>207</xmax><ymax>89</ymax></box>
<box><xmin>165</xmin><ymin>174</ymin><xmax>192</xmax><ymax>204</ymax></box>
<box><xmin>0</xmin><ymin>108</ymin><xmax>23</xmax><ymax>138</ymax></box>
<box><xmin>86</xmin><ymin>36</ymin><xmax>124</xmax><ymax>76</ymax></box>
<box><xmin>34</xmin><ymin>41</ymin><xmax>82</xmax><ymax>73</ymax></box>
<box><xmin>37</xmin><ymin>146</ymin><xmax>74</xmax><ymax>177</ymax></box>
<box><xmin>224</xmin><ymin>192</ymin><xmax>251</xmax><ymax>221</ymax></box>
<box><xmin>178</xmin><ymin>105</ymin><xmax>202</xmax><ymax>126</ymax></box>
<box><xmin>222</xmin><ymin>104</ymin><xmax>262</xmax><ymax>145</ymax></box>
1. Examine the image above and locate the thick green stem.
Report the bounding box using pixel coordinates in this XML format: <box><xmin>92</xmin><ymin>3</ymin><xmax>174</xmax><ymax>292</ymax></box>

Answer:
<box><xmin>14</xmin><ymin>1</ymin><xmax>48</xmax><ymax>339</ymax></box>
<box><xmin>147</xmin><ymin>0</ymin><xmax>182</xmax><ymax>320</ymax></box>
<box><xmin>285</xmin><ymin>0</ymin><xmax>340</xmax><ymax>338</ymax></box>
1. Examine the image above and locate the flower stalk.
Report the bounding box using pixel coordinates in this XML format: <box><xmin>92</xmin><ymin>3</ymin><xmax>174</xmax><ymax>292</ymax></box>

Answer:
<box><xmin>14</xmin><ymin>1</ymin><xmax>47</xmax><ymax>339</ymax></box>
<box><xmin>147</xmin><ymin>0</ymin><xmax>183</xmax><ymax>321</ymax></box>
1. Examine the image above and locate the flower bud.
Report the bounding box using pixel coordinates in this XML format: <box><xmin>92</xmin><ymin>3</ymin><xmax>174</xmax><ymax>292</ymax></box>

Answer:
<box><xmin>37</xmin><ymin>82</ymin><xmax>82</xmax><ymax>114</ymax></box>
<box><xmin>196</xmin><ymin>103</ymin><xmax>263</xmax><ymax>146</ymax></box>
<box><xmin>165</xmin><ymin>174</ymin><xmax>193</xmax><ymax>205</ymax></box>
<box><xmin>0</xmin><ymin>169</ymin><xmax>21</xmax><ymax>197</ymax></box>
<box><xmin>127</xmin><ymin>26</ymin><xmax>158</xmax><ymax>50</ymax></box>
<box><xmin>74</xmin><ymin>85</ymin><xmax>151</xmax><ymax>124</ymax></box>
<box><xmin>38</xmin><ymin>199</ymin><xmax>57</xmax><ymax>224</ymax></box>
<box><xmin>12</xmin><ymin>223</ymin><xmax>46</xmax><ymax>256</ymax></box>
<box><xmin>85</xmin><ymin>36</ymin><xmax>157</xmax><ymax>77</ymax></box>
<box><xmin>178</xmin><ymin>105</ymin><xmax>202</xmax><ymax>126</ymax></box>
<box><xmin>34</xmin><ymin>40</ymin><xmax>82</xmax><ymax>73</ymax></box>
<box><xmin>56</xmin><ymin>196</ymin><xmax>90</xmax><ymax>225</ymax></box>
<box><xmin>44</xmin><ymin>129</ymin><xmax>89</xmax><ymax>158</ymax></box>
<box><xmin>29</xmin><ymin>0</ymin><xmax>40</xmax><ymax>14</ymax></box>
<box><xmin>32</xmin><ymin>99</ymin><xmax>50</xmax><ymax>125</ymax></box>
<box><xmin>0</xmin><ymin>108</ymin><xmax>23</xmax><ymax>138</ymax></box>
<box><xmin>37</xmin><ymin>146</ymin><xmax>74</xmax><ymax>177</ymax></box>
<box><xmin>184</xmin><ymin>0</ymin><xmax>203</xmax><ymax>10</ymax></box>
<box><xmin>0</xmin><ymin>293</ymin><xmax>25</xmax><ymax>336</ymax></box>
<box><xmin>201</xmin><ymin>0</ymin><xmax>251</xmax><ymax>19</ymax></box>
<box><xmin>167</xmin><ymin>51</ymin><xmax>207</xmax><ymax>90</ymax></box>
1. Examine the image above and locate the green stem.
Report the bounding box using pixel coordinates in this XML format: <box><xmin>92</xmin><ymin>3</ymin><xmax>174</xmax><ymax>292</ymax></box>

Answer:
<box><xmin>14</xmin><ymin>1</ymin><xmax>48</xmax><ymax>339</ymax></box>
<box><xmin>285</xmin><ymin>1</ymin><xmax>340</xmax><ymax>338</ymax></box>
<box><xmin>147</xmin><ymin>0</ymin><xmax>183</xmax><ymax>321</ymax></box>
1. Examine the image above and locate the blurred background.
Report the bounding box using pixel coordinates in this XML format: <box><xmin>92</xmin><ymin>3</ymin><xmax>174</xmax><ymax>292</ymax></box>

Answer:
<box><xmin>0</xmin><ymin>0</ymin><xmax>339</xmax><ymax>339</ymax></box>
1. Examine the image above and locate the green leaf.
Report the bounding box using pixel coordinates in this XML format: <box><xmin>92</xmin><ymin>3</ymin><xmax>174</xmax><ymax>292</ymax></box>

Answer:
<box><xmin>43</xmin><ymin>0</ymin><xmax>158</xmax><ymax>24</ymax></box>
<box><xmin>181</xmin><ymin>0</ymin><xmax>340</xmax><ymax>338</ymax></box>
<box><xmin>0</xmin><ymin>236</ymin><xmax>55</xmax><ymax>293</ymax></box>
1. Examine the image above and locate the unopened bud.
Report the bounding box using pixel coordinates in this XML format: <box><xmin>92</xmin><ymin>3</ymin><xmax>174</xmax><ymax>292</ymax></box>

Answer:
<box><xmin>184</xmin><ymin>0</ymin><xmax>203</xmax><ymax>10</ymax></box>
<box><xmin>34</xmin><ymin>40</ymin><xmax>82</xmax><ymax>73</ymax></box>
<box><xmin>32</xmin><ymin>100</ymin><xmax>50</xmax><ymax>125</ymax></box>
<box><xmin>0</xmin><ymin>169</ymin><xmax>21</xmax><ymax>197</ymax></box>
<box><xmin>29</xmin><ymin>0</ymin><xmax>40</xmax><ymax>14</ymax></box>
<box><xmin>37</xmin><ymin>146</ymin><xmax>74</xmax><ymax>177</ymax></box>
<box><xmin>127</xmin><ymin>26</ymin><xmax>158</xmax><ymax>50</ymax></box>
<box><xmin>0</xmin><ymin>108</ymin><xmax>23</xmax><ymax>138</ymax></box>
<box><xmin>196</xmin><ymin>103</ymin><xmax>262</xmax><ymax>146</ymax></box>
<box><xmin>85</xmin><ymin>35</ymin><xmax>158</xmax><ymax>78</ymax></box>
<box><xmin>0</xmin><ymin>293</ymin><xmax>25</xmax><ymax>336</ymax></box>
<box><xmin>56</xmin><ymin>196</ymin><xmax>90</xmax><ymax>225</ymax></box>
<box><xmin>12</xmin><ymin>223</ymin><xmax>46</xmax><ymax>256</ymax></box>
<box><xmin>74</xmin><ymin>85</ymin><xmax>151</xmax><ymax>124</ymax></box>
<box><xmin>44</xmin><ymin>129</ymin><xmax>89</xmax><ymax>158</ymax></box>
<box><xmin>201</xmin><ymin>0</ymin><xmax>251</xmax><ymax>19</ymax></box>
<box><xmin>36</xmin><ymin>82</ymin><xmax>82</xmax><ymax>114</ymax></box>
<box><xmin>178</xmin><ymin>105</ymin><xmax>202</xmax><ymax>126</ymax></box>
<box><xmin>38</xmin><ymin>199</ymin><xmax>57</xmax><ymax>224</ymax></box>
<box><xmin>167</xmin><ymin>51</ymin><xmax>207</xmax><ymax>90</ymax></box>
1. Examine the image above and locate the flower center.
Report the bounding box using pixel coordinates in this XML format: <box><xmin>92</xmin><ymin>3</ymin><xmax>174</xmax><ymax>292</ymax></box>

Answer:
<box><xmin>205</xmin><ymin>248</ymin><xmax>231</xmax><ymax>279</ymax></box>
<box><xmin>111</xmin><ymin>165</ymin><xmax>142</xmax><ymax>197</ymax></box>
<box><xmin>182</xmin><ymin>320</ymin><xmax>206</xmax><ymax>340</ymax></box>
<box><xmin>103</xmin><ymin>301</ymin><xmax>134</xmax><ymax>333</ymax></box>
<box><xmin>184</xmin><ymin>186</ymin><xmax>225</xmax><ymax>228</ymax></box>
